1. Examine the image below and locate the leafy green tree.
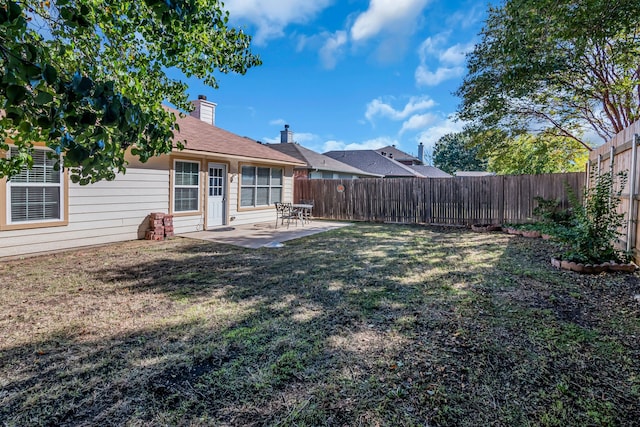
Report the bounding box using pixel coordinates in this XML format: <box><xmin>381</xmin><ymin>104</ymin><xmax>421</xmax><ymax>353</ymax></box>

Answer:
<box><xmin>1</xmin><ymin>0</ymin><xmax>260</xmax><ymax>183</ymax></box>
<box><xmin>485</xmin><ymin>133</ymin><xmax>589</xmax><ymax>175</ymax></box>
<box><xmin>457</xmin><ymin>0</ymin><xmax>640</xmax><ymax>149</ymax></box>
<box><xmin>432</xmin><ymin>132</ymin><xmax>487</xmax><ymax>175</ymax></box>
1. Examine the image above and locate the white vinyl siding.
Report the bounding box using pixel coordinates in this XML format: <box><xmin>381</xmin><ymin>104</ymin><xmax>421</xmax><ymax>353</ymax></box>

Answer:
<box><xmin>7</xmin><ymin>147</ymin><xmax>63</xmax><ymax>223</ymax></box>
<box><xmin>240</xmin><ymin>166</ymin><xmax>282</xmax><ymax>207</ymax></box>
<box><xmin>0</xmin><ymin>156</ymin><xmax>294</xmax><ymax>258</ymax></box>
<box><xmin>174</xmin><ymin>160</ymin><xmax>200</xmax><ymax>212</ymax></box>
<box><xmin>0</xmin><ymin>165</ymin><xmax>170</xmax><ymax>258</ymax></box>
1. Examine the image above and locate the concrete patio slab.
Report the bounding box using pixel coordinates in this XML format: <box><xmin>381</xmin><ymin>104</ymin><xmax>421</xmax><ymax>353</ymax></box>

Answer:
<box><xmin>182</xmin><ymin>220</ymin><xmax>352</xmax><ymax>249</ymax></box>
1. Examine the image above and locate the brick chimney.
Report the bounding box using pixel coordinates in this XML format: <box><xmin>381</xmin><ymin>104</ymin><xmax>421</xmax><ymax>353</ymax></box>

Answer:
<box><xmin>190</xmin><ymin>95</ymin><xmax>217</xmax><ymax>126</ymax></box>
<box><xmin>280</xmin><ymin>124</ymin><xmax>294</xmax><ymax>143</ymax></box>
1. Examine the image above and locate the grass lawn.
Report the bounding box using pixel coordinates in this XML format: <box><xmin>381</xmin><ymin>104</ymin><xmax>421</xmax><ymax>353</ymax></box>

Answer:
<box><xmin>1</xmin><ymin>223</ymin><xmax>639</xmax><ymax>426</ymax></box>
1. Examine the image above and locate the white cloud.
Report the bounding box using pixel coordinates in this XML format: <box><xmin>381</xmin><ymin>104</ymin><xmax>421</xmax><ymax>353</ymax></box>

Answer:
<box><xmin>414</xmin><ymin>34</ymin><xmax>473</xmax><ymax>86</ymax></box>
<box><xmin>319</xmin><ymin>30</ymin><xmax>348</xmax><ymax>69</ymax></box>
<box><xmin>293</xmin><ymin>132</ymin><xmax>320</xmax><ymax>144</ymax></box>
<box><xmin>414</xmin><ymin>65</ymin><xmax>464</xmax><ymax>86</ymax></box>
<box><xmin>269</xmin><ymin>118</ymin><xmax>286</xmax><ymax>126</ymax></box>
<box><xmin>400</xmin><ymin>113</ymin><xmax>438</xmax><ymax>134</ymax></box>
<box><xmin>417</xmin><ymin>33</ymin><xmax>449</xmax><ymax>58</ymax></box>
<box><xmin>439</xmin><ymin>42</ymin><xmax>474</xmax><ymax>66</ymax></box>
<box><xmin>263</xmin><ymin>131</ymin><xmax>321</xmax><ymax>146</ymax></box>
<box><xmin>415</xmin><ymin>115</ymin><xmax>465</xmax><ymax>151</ymax></box>
<box><xmin>322</xmin><ymin>136</ymin><xmax>396</xmax><ymax>152</ymax></box>
<box><xmin>262</xmin><ymin>135</ymin><xmax>280</xmax><ymax>144</ymax></box>
<box><xmin>224</xmin><ymin>0</ymin><xmax>333</xmax><ymax>44</ymax></box>
<box><xmin>446</xmin><ymin>6</ymin><xmax>484</xmax><ymax>29</ymax></box>
<box><xmin>350</xmin><ymin>0</ymin><xmax>431</xmax><ymax>42</ymax></box>
<box><xmin>365</xmin><ymin>96</ymin><xmax>436</xmax><ymax>122</ymax></box>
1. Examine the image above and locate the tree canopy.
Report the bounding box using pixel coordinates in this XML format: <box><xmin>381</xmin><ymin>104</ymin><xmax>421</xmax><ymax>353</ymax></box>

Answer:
<box><xmin>457</xmin><ymin>0</ymin><xmax>640</xmax><ymax>149</ymax></box>
<box><xmin>0</xmin><ymin>0</ymin><xmax>261</xmax><ymax>183</ymax></box>
<box><xmin>432</xmin><ymin>132</ymin><xmax>487</xmax><ymax>175</ymax></box>
<box><xmin>484</xmin><ymin>133</ymin><xmax>589</xmax><ymax>175</ymax></box>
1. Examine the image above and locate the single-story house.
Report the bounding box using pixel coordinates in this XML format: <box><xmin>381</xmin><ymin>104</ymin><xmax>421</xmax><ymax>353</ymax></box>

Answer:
<box><xmin>407</xmin><ymin>164</ymin><xmax>452</xmax><ymax>178</ymax></box>
<box><xmin>265</xmin><ymin>125</ymin><xmax>381</xmax><ymax>179</ymax></box>
<box><xmin>324</xmin><ymin>149</ymin><xmax>450</xmax><ymax>178</ymax></box>
<box><xmin>0</xmin><ymin>97</ymin><xmax>305</xmax><ymax>258</ymax></box>
<box><xmin>454</xmin><ymin>171</ymin><xmax>496</xmax><ymax>177</ymax></box>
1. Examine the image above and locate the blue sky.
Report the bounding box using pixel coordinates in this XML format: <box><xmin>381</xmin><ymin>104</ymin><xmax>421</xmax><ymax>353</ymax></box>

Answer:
<box><xmin>179</xmin><ymin>0</ymin><xmax>488</xmax><ymax>161</ymax></box>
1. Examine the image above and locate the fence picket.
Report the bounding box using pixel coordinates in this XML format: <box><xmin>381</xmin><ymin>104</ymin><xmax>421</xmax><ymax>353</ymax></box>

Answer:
<box><xmin>294</xmin><ymin>173</ymin><xmax>584</xmax><ymax>226</ymax></box>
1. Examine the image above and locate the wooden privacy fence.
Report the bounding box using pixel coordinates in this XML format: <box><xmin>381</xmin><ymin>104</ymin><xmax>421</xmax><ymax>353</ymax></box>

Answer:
<box><xmin>294</xmin><ymin>173</ymin><xmax>585</xmax><ymax>226</ymax></box>
<box><xmin>589</xmin><ymin>120</ymin><xmax>640</xmax><ymax>261</ymax></box>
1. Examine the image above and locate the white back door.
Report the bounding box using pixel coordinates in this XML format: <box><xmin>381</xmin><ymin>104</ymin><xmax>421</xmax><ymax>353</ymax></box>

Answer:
<box><xmin>207</xmin><ymin>163</ymin><xmax>226</xmax><ymax>228</ymax></box>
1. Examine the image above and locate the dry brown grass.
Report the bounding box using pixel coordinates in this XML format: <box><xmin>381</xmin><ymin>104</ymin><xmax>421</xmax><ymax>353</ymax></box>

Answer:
<box><xmin>1</xmin><ymin>224</ymin><xmax>639</xmax><ymax>426</ymax></box>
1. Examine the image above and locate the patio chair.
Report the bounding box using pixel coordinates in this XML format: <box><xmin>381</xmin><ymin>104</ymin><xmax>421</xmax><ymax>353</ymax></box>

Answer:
<box><xmin>275</xmin><ymin>202</ymin><xmax>298</xmax><ymax>228</ymax></box>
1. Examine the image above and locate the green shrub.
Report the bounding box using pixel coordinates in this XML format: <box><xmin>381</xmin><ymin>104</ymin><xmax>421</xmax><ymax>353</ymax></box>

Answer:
<box><xmin>533</xmin><ymin>196</ymin><xmax>573</xmax><ymax>225</ymax></box>
<box><xmin>559</xmin><ymin>170</ymin><xmax>629</xmax><ymax>263</ymax></box>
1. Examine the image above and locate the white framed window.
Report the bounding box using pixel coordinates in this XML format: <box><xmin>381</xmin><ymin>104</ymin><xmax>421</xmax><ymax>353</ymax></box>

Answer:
<box><xmin>6</xmin><ymin>147</ymin><xmax>63</xmax><ymax>224</ymax></box>
<box><xmin>173</xmin><ymin>160</ymin><xmax>200</xmax><ymax>212</ymax></box>
<box><xmin>240</xmin><ymin>166</ymin><xmax>283</xmax><ymax>207</ymax></box>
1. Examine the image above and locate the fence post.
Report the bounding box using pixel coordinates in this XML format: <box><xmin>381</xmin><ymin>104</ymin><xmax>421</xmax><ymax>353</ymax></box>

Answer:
<box><xmin>627</xmin><ymin>134</ymin><xmax>638</xmax><ymax>253</ymax></box>
<box><xmin>609</xmin><ymin>145</ymin><xmax>615</xmax><ymax>173</ymax></box>
<box><xmin>609</xmin><ymin>145</ymin><xmax>615</xmax><ymax>209</ymax></box>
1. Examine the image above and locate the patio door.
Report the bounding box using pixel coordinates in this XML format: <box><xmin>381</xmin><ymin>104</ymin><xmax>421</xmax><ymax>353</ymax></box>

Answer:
<box><xmin>207</xmin><ymin>163</ymin><xmax>226</xmax><ymax>228</ymax></box>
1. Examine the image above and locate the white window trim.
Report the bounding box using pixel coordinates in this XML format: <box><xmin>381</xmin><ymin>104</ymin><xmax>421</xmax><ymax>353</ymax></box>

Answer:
<box><xmin>173</xmin><ymin>159</ymin><xmax>201</xmax><ymax>213</ymax></box>
<box><xmin>240</xmin><ymin>166</ymin><xmax>283</xmax><ymax>208</ymax></box>
<box><xmin>6</xmin><ymin>147</ymin><xmax>64</xmax><ymax>225</ymax></box>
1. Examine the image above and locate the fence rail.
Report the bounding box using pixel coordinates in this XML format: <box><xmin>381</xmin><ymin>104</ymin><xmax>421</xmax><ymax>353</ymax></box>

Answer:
<box><xmin>295</xmin><ymin>173</ymin><xmax>585</xmax><ymax>226</ymax></box>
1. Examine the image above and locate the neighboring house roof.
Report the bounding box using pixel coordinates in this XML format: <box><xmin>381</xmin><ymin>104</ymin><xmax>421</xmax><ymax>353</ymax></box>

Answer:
<box><xmin>408</xmin><ymin>165</ymin><xmax>452</xmax><ymax>178</ymax></box>
<box><xmin>168</xmin><ymin>108</ymin><xmax>304</xmax><ymax>165</ymax></box>
<box><xmin>265</xmin><ymin>143</ymin><xmax>382</xmax><ymax>177</ymax></box>
<box><xmin>454</xmin><ymin>171</ymin><xmax>496</xmax><ymax>177</ymax></box>
<box><xmin>324</xmin><ymin>150</ymin><xmax>424</xmax><ymax>177</ymax></box>
<box><xmin>375</xmin><ymin>145</ymin><xmax>422</xmax><ymax>164</ymax></box>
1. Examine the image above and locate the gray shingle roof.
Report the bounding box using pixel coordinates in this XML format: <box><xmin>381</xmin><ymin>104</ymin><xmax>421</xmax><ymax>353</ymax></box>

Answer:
<box><xmin>408</xmin><ymin>165</ymin><xmax>452</xmax><ymax>178</ymax></box>
<box><xmin>324</xmin><ymin>150</ymin><xmax>424</xmax><ymax>177</ymax></box>
<box><xmin>454</xmin><ymin>171</ymin><xmax>496</xmax><ymax>177</ymax></box>
<box><xmin>266</xmin><ymin>143</ymin><xmax>382</xmax><ymax>177</ymax></box>
<box><xmin>375</xmin><ymin>145</ymin><xmax>421</xmax><ymax>163</ymax></box>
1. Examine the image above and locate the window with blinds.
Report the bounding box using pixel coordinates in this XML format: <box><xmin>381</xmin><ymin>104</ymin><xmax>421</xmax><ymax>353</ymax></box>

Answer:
<box><xmin>174</xmin><ymin>160</ymin><xmax>200</xmax><ymax>212</ymax></box>
<box><xmin>7</xmin><ymin>148</ymin><xmax>63</xmax><ymax>223</ymax></box>
<box><xmin>240</xmin><ymin>166</ymin><xmax>283</xmax><ymax>207</ymax></box>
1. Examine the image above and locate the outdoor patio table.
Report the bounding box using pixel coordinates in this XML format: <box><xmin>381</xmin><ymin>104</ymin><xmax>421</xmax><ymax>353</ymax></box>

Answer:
<box><xmin>292</xmin><ymin>204</ymin><xmax>313</xmax><ymax>225</ymax></box>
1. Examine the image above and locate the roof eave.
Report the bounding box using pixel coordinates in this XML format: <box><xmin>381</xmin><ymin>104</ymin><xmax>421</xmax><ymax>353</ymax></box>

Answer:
<box><xmin>172</xmin><ymin>148</ymin><xmax>306</xmax><ymax>166</ymax></box>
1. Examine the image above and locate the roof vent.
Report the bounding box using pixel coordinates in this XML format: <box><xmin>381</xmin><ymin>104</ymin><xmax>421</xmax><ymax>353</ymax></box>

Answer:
<box><xmin>198</xmin><ymin>94</ymin><xmax>207</xmax><ymax>100</ymax></box>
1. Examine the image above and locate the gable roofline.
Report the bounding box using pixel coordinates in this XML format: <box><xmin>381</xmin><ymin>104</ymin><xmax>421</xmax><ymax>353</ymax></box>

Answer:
<box><xmin>165</xmin><ymin>107</ymin><xmax>304</xmax><ymax>166</ymax></box>
<box><xmin>323</xmin><ymin>149</ymin><xmax>425</xmax><ymax>177</ymax></box>
<box><xmin>375</xmin><ymin>145</ymin><xmax>421</xmax><ymax>163</ymax></box>
<box><xmin>265</xmin><ymin>143</ymin><xmax>383</xmax><ymax>177</ymax></box>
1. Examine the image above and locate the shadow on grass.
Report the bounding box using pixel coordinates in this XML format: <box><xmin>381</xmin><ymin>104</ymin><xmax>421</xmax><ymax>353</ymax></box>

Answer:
<box><xmin>1</xmin><ymin>224</ymin><xmax>639</xmax><ymax>426</ymax></box>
